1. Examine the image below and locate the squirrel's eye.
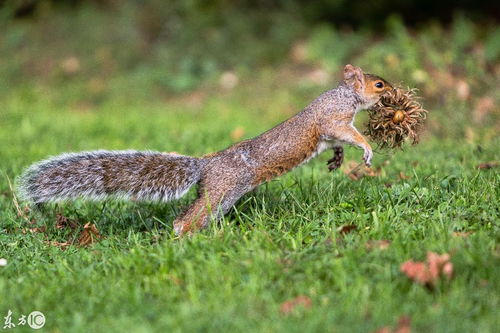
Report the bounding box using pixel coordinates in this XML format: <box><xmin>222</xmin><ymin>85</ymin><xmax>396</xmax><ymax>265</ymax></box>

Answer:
<box><xmin>375</xmin><ymin>81</ymin><xmax>384</xmax><ymax>89</ymax></box>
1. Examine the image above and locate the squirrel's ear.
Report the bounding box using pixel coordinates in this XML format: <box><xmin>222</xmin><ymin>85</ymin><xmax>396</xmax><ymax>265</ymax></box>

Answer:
<box><xmin>343</xmin><ymin>64</ymin><xmax>365</xmax><ymax>93</ymax></box>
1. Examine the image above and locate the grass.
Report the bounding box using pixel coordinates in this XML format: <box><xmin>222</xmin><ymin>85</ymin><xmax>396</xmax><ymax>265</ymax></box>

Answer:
<box><xmin>0</xmin><ymin>72</ymin><xmax>499</xmax><ymax>332</ymax></box>
<box><xmin>0</xmin><ymin>8</ymin><xmax>499</xmax><ymax>331</ymax></box>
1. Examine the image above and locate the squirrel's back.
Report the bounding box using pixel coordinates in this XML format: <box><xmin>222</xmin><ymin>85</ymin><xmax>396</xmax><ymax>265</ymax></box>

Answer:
<box><xmin>17</xmin><ymin>150</ymin><xmax>201</xmax><ymax>203</ymax></box>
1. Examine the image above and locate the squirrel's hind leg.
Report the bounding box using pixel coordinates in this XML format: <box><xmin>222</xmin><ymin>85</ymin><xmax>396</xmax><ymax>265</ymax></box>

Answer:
<box><xmin>173</xmin><ymin>180</ymin><xmax>251</xmax><ymax>236</ymax></box>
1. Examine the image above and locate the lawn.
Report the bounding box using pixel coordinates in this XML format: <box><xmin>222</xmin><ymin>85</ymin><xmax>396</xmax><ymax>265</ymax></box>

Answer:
<box><xmin>0</xmin><ymin>7</ymin><xmax>499</xmax><ymax>332</ymax></box>
<box><xmin>1</xmin><ymin>71</ymin><xmax>499</xmax><ymax>332</ymax></box>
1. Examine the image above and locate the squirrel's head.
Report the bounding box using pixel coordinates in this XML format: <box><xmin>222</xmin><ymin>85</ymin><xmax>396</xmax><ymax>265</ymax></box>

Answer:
<box><xmin>343</xmin><ymin>64</ymin><xmax>393</xmax><ymax>108</ymax></box>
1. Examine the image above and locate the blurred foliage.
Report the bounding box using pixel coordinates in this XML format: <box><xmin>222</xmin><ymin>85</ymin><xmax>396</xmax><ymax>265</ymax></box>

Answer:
<box><xmin>0</xmin><ymin>1</ymin><xmax>498</xmax><ymax>142</ymax></box>
<box><xmin>2</xmin><ymin>0</ymin><xmax>498</xmax><ymax>27</ymax></box>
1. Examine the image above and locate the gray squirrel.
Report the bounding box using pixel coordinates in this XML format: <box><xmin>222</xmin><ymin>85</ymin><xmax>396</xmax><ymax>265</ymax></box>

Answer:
<box><xmin>17</xmin><ymin>64</ymin><xmax>392</xmax><ymax>235</ymax></box>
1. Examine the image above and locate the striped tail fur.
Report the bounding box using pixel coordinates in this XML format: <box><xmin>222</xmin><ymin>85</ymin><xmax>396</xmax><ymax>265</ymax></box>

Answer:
<box><xmin>16</xmin><ymin>150</ymin><xmax>201</xmax><ymax>203</ymax></box>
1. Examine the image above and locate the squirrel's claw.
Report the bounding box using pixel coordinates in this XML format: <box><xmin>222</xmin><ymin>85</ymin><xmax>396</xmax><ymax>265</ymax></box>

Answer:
<box><xmin>363</xmin><ymin>148</ymin><xmax>373</xmax><ymax>167</ymax></box>
<box><xmin>327</xmin><ymin>146</ymin><xmax>344</xmax><ymax>172</ymax></box>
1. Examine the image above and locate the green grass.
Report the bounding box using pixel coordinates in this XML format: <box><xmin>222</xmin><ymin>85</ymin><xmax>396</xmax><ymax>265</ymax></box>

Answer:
<box><xmin>1</xmin><ymin>73</ymin><xmax>499</xmax><ymax>332</ymax></box>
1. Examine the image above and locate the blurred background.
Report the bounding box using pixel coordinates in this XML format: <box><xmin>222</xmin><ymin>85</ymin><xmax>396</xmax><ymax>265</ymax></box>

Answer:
<box><xmin>0</xmin><ymin>0</ymin><xmax>499</xmax><ymax>146</ymax></box>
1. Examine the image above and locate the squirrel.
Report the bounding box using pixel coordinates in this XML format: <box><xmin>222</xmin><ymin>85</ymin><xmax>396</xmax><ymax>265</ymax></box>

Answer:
<box><xmin>17</xmin><ymin>64</ymin><xmax>392</xmax><ymax>235</ymax></box>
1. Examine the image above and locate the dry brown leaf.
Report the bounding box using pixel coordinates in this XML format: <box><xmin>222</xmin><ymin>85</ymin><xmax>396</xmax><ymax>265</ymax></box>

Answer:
<box><xmin>426</xmin><ymin>252</ymin><xmax>451</xmax><ymax>281</ymax></box>
<box><xmin>219</xmin><ymin>71</ymin><xmax>239</xmax><ymax>90</ymax></box>
<box><xmin>304</xmin><ymin>68</ymin><xmax>329</xmax><ymax>85</ymax></box>
<box><xmin>374</xmin><ymin>315</ymin><xmax>411</xmax><ymax>333</ymax></box>
<box><xmin>77</xmin><ymin>223</ymin><xmax>101</xmax><ymax>247</ymax></box>
<box><xmin>395</xmin><ymin>316</ymin><xmax>411</xmax><ymax>333</ymax></box>
<box><xmin>374</xmin><ymin>327</ymin><xmax>392</xmax><ymax>333</ymax></box>
<box><xmin>365</xmin><ymin>240</ymin><xmax>391</xmax><ymax>250</ymax></box>
<box><xmin>61</xmin><ymin>56</ymin><xmax>81</xmax><ymax>74</ymax></box>
<box><xmin>338</xmin><ymin>224</ymin><xmax>358</xmax><ymax>235</ymax></box>
<box><xmin>290</xmin><ymin>41</ymin><xmax>307</xmax><ymax>64</ymax></box>
<box><xmin>400</xmin><ymin>260</ymin><xmax>429</xmax><ymax>284</ymax></box>
<box><xmin>280</xmin><ymin>295</ymin><xmax>312</xmax><ymax>315</ymax></box>
<box><xmin>87</xmin><ymin>77</ymin><xmax>106</xmax><ymax>94</ymax></box>
<box><xmin>476</xmin><ymin>162</ymin><xmax>499</xmax><ymax>170</ymax></box>
<box><xmin>400</xmin><ymin>252</ymin><xmax>453</xmax><ymax>286</ymax></box>
<box><xmin>56</xmin><ymin>213</ymin><xmax>78</xmax><ymax>229</ymax></box>
<box><xmin>398</xmin><ymin>172</ymin><xmax>411</xmax><ymax>180</ymax></box>
<box><xmin>22</xmin><ymin>226</ymin><xmax>47</xmax><ymax>234</ymax></box>
<box><xmin>46</xmin><ymin>240</ymin><xmax>70</xmax><ymax>250</ymax></box>
<box><xmin>473</xmin><ymin>97</ymin><xmax>495</xmax><ymax>124</ymax></box>
<box><xmin>166</xmin><ymin>274</ymin><xmax>183</xmax><ymax>286</ymax></box>
<box><xmin>441</xmin><ymin>262</ymin><xmax>453</xmax><ymax>280</ymax></box>
<box><xmin>230</xmin><ymin>126</ymin><xmax>245</xmax><ymax>141</ymax></box>
<box><xmin>452</xmin><ymin>231</ymin><xmax>473</xmax><ymax>238</ymax></box>
<box><xmin>465</xmin><ymin>126</ymin><xmax>475</xmax><ymax>144</ymax></box>
<box><xmin>455</xmin><ymin>80</ymin><xmax>470</xmax><ymax>100</ymax></box>
<box><xmin>343</xmin><ymin>161</ymin><xmax>381</xmax><ymax>180</ymax></box>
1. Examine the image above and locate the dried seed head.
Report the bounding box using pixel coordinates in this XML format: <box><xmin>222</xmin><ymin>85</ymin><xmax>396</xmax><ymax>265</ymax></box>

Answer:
<box><xmin>364</xmin><ymin>87</ymin><xmax>428</xmax><ymax>149</ymax></box>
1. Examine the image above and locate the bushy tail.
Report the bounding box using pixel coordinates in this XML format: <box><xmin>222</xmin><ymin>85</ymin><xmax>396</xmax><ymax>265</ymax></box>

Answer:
<box><xmin>16</xmin><ymin>150</ymin><xmax>202</xmax><ymax>203</ymax></box>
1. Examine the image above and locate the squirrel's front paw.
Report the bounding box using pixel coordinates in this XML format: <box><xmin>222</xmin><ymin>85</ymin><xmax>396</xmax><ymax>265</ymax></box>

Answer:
<box><xmin>363</xmin><ymin>149</ymin><xmax>373</xmax><ymax>167</ymax></box>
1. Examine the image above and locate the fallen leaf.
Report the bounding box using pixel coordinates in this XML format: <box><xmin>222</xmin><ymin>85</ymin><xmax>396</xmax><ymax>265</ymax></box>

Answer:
<box><xmin>87</xmin><ymin>77</ymin><xmax>106</xmax><ymax>94</ymax></box>
<box><xmin>400</xmin><ymin>260</ymin><xmax>430</xmax><ymax>285</ymax></box>
<box><xmin>479</xmin><ymin>279</ymin><xmax>489</xmax><ymax>287</ymax></box>
<box><xmin>452</xmin><ymin>231</ymin><xmax>473</xmax><ymax>238</ymax></box>
<box><xmin>374</xmin><ymin>327</ymin><xmax>391</xmax><ymax>333</ymax></box>
<box><xmin>56</xmin><ymin>213</ymin><xmax>78</xmax><ymax>229</ymax></box>
<box><xmin>365</xmin><ymin>240</ymin><xmax>391</xmax><ymax>250</ymax></box>
<box><xmin>304</xmin><ymin>68</ymin><xmax>329</xmax><ymax>85</ymax></box>
<box><xmin>280</xmin><ymin>295</ymin><xmax>312</xmax><ymax>315</ymax></box>
<box><xmin>395</xmin><ymin>315</ymin><xmax>411</xmax><ymax>333</ymax></box>
<box><xmin>46</xmin><ymin>240</ymin><xmax>70</xmax><ymax>250</ymax></box>
<box><xmin>71</xmin><ymin>100</ymin><xmax>94</xmax><ymax>113</ymax></box>
<box><xmin>476</xmin><ymin>161</ymin><xmax>499</xmax><ymax>170</ymax></box>
<box><xmin>22</xmin><ymin>226</ymin><xmax>46</xmax><ymax>234</ymax></box>
<box><xmin>338</xmin><ymin>224</ymin><xmax>358</xmax><ymax>235</ymax></box>
<box><xmin>78</xmin><ymin>223</ymin><xmax>101</xmax><ymax>246</ymax></box>
<box><xmin>374</xmin><ymin>315</ymin><xmax>411</xmax><ymax>333</ymax></box>
<box><xmin>441</xmin><ymin>262</ymin><xmax>453</xmax><ymax>280</ymax></box>
<box><xmin>426</xmin><ymin>252</ymin><xmax>450</xmax><ymax>282</ymax></box>
<box><xmin>456</xmin><ymin>79</ymin><xmax>470</xmax><ymax>100</ymax></box>
<box><xmin>400</xmin><ymin>252</ymin><xmax>453</xmax><ymax>286</ymax></box>
<box><xmin>465</xmin><ymin>126</ymin><xmax>475</xmax><ymax>144</ymax></box>
<box><xmin>343</xmin><ymin>161</ymin><xmax>381</xmax><ymax>180</ymax></box>
<box><xmin>366</xmin><ymin>167</ymin><xmax>382</xmax><ymax>177</ymax></box>
<box><xmin>61</xmin><ymin>56</ymin><xmax>81</xmax><ymax>74</ymax></box>
<box><xmin>385</xmin><ymin>53</ymin><xmax>400</xmax><ymax>69</ymax></box>
<box><xmin>179</xmin><ymin>91</ymin><xmax>206</xmax><ymax>108</ymax></box>
<box><xmin>473</xmin><ymin>97</ymin><xmax>495</xmax><ymax>124</ymax></box>
<box><xmin>166</xmin><ymin>274</ymin><xmax>183</xmax><ymax>286</ymax></box>
<box><xmin>290</xmin><ymin>40</ymin><xmax>307</xmax><ymax>64</ymax></box>
<box><xmin>219</xmin><ymin>71</ymin><xmax>239</xmax><ymax>90</ymax></box>
<box><xmin>398</xmin><ymin>171</ymin><xmax>411</xmax><ymax>180</ymax></box>
<box><xmin>230</xmin><ymin>126</ymin><xmax>245</xmax><ymax>141</ymax></box>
